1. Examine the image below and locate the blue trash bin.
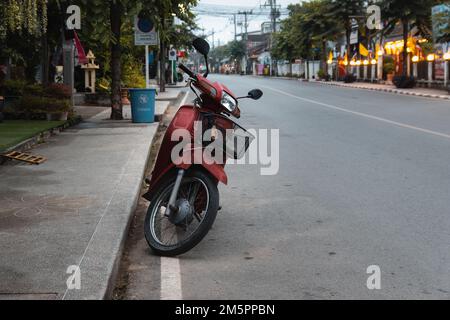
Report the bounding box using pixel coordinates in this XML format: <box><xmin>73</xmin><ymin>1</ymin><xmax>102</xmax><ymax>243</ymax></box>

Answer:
<box><xmin>129</xmin><ymin>88</ymin><xmax>156</xmax><ymax>123</ymax></box>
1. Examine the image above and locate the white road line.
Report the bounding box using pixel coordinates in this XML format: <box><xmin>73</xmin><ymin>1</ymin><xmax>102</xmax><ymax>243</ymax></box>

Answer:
<box><xmin>261</xmin><ymin>85</ymin><xmax>450</xmax><ymax>141</ymax></box>
<box><xmin>160</xmin><ymin>257</ymin><xmax>182</xmax><ymax>300</ymax></box>
<box><xmin>159</xmin><ymin>91</ymin><xmax>189</xmax><ymax>301</ymax></box>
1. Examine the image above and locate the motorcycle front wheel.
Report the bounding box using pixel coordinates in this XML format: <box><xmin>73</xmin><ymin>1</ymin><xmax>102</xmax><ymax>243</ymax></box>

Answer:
<box><xmin>144</xmin><ymin>169</ymin><xmax>219</xmax><ymax>256</ymax></box>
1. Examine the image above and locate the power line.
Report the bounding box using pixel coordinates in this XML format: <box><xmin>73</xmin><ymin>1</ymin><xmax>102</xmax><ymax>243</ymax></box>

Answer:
<box><xmin>192</xmin><ymin>9</ymin><xmax>289</xmax><ymax>17</ymax></box>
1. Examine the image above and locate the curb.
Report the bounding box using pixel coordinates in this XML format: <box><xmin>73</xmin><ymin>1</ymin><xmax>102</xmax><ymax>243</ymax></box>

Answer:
<box><xmin>62</xmin><ymin>110</ymin><xmax>158</xmax><ymax>300</ymax></box>
<box><xmin>312</xmin><ymin>81</ymin><xmax>450</xmax><ymax>101</ymax></box>
<box><xmin>154</xmin><ymin>91</ymin><xmax>184</xmax><ymax>122</ymax></box>
<box><xmin>249</xmin><ymin>74</ymin><xmax>450</xmax><ymax>100</ymax></box>
<box><xmin>64</xmin><ymin>89</ymin><xmax>185</xmax><ymax>300</ymax></box>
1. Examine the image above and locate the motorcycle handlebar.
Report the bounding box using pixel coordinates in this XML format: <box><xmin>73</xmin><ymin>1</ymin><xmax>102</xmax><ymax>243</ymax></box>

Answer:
<box><xmin>178</xmin><ymin>64</ymin><xmax>196</xmax><ymax>79</ymax></box>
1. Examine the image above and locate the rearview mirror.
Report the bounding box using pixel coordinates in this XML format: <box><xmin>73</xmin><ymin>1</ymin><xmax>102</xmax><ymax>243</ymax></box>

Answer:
<box><xmin>248</xmin><ymin>89</ymin><xmax>263</xmax><ymax>100</ymax></box>
<box><xmin>193</xmin><ymin>38</ymin><xmax>210</xmax><ymax>56</ymax></box>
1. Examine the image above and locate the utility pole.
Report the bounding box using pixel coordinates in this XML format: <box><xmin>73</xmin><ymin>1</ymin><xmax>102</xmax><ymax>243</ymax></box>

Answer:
<box><xmin>237</xmin><ymin>10</ymin><xmax>251</xmax><ymax>41</ymax></box>
<box><xmin>238</xmin><ymin>10</ymin><xmax>252</xmax><ymax>74</ymax></box>
<box><xmin>261</xmin><ymin>0</ymin><xmax>280</xmax><ymax>76</ymax></box>
<box><xmin>233</xmin><ymin>14</ymin><xmax>237</xmax><ymax>41</ymax></box>
<box><xmin>211</xmin><ymin>28</ymin><xmax>215</xmax><ymax>49</ymax></box>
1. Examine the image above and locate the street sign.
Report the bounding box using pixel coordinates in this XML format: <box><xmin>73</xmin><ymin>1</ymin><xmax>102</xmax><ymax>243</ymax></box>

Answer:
<box><xmin>350</xmin><ymin>30</ymin><xmax>358</xmax><ymax>45</ymax></box>
<box><xmin>350</xmin><ymin>19</ymin><xmax>359</xmax><ymax>45</ymax></box>
<box><xmin>134</xmin><ymin>17</ymin><xmax>159</xmax><ymax>46</ymax></box>
<box><xmin>169</xmin><ymin>49</ymin><xmax>177</xmax><ymax>61</ymax></box>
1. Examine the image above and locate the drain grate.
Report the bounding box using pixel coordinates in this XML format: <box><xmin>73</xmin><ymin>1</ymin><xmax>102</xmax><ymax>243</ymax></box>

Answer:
<box><xmin>1</xmin><ymin>151</ymin><xmax>47</xmax><ymax>165</ymax></box>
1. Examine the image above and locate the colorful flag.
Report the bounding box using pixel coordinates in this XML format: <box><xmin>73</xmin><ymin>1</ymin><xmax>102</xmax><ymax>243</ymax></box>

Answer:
<box><xmin>359</xmin><ymin>43</ymin><xmax>369</xmax><ymax>57</ymax></box>
<box><xmin>74</xmin><ymin>30</ymin><xmax>88</xmax><ymax>66</ymax></box>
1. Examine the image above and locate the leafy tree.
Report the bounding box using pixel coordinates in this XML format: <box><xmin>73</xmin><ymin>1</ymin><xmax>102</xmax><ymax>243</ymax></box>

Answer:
<box><xmin>298</xmin><ymin>0</ymin><xmax>341</xmax><ymax>70</ymax></box>
<box><xmin>139</xmin><ymin>0</ymin><xmax>197</xmax><ymax>92</ymax></box>
<box><xmin>382</xmin><ymin>0</ymin><xmax>438</xmax><ymax>76</ymax></box>
<box><xmin>271</xmin><ymin>0</ymin><xmax>341</xmax><ymax>77</ymax></box>
<box><xmin>432</xmin><ymin>4</ymin><xmax>450</xmax><ymax>44</ymax></box>
<box><xmin>326</xmin><ymin>0</ymin><xmax>365</xmax><ymax>73</ymax></box>
<box><xmin>0</xmin><ymin>0</ymin><xmax>50</xmax><ymax>83</ymax></box>
<box><xmin>227</xmin><ymin>40</ymin><xmax>246</xmax><ymax>72</ymax></box>
<box><xmin>0</xmin><ymin>0</ymin><xmax>48</xmax><ymax>38</ymax></box>
<box><xmin>79</xmin><ymin>0</ymin><xmax>197</xmax><ymax>120</ymax></box>
<box><xmin>272</xmin><ymin>24</ymin><xmax>295</xmax><ymax>62</ymax></box>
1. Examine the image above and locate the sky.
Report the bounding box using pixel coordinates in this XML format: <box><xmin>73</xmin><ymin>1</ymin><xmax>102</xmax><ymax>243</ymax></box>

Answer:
<box><xmin>193</xmin><ymin>0</ymin><xmax>302</xmax><ymax>46</ymax></box>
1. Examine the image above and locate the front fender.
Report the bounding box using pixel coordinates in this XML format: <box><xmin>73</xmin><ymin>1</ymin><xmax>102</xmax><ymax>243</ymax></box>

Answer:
<box><xmin>178</xmin><ymin>161</ymin><xmax>228</xmax><ymax>185</ymax></box>
<box><xmin>142</xmin><ymin>162</ymin><xmax>227</xmax><ymax>202</ymax></box>
<box><xmin>198</xmin><ymin>162</ymin><xmax>228</xmax><ymax>185</ymax></box>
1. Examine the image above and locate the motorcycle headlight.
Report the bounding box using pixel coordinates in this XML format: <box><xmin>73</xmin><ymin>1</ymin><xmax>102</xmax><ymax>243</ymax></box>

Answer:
<box><xmin>221</xmin><ymin>92</ymin><xmax>237</xmax><ymax>112</ymax></box>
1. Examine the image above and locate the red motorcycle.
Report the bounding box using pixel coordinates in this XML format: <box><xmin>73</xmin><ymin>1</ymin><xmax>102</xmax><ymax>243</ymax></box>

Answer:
<box><xmin>143</xmin><ymin>38</ymin><xmax>263</xmax><ymax>256</ymax></box>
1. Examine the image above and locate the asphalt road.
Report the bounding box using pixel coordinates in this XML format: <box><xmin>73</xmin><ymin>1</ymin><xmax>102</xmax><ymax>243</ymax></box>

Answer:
<box><xmin>118</xmin><ymin>75</ymin><xmax>450</xmax><ymax>300</ymax></box>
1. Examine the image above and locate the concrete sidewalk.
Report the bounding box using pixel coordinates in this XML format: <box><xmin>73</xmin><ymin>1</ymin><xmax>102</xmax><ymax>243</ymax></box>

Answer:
<box><xmin>0</xmin><ymin>108</ymin><xmax>158</xmax><ymax>299</ymax></box>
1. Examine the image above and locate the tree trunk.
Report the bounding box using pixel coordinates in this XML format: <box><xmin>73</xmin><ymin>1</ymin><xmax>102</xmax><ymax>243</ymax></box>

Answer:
<box><xmin>41</xmin><ymin>33</ymin><xmax>49</xmax><ymax>86</ymax></box>
<box><xmin>346</xmin><ymin>26</ymin><xmax>351</xmax><ymax>74</ymax></box>
<box><xmin>322</xmin><ymin>38</ymin><xmax>328</xmax><ymax>72</ymax></box>
<box><xmin>110</xmin><ymin>1</ymin><xmax>123</xmax><ymax>120</ymax></box>
<box><xmin>402</xmin><ymin>18</ymin><xmax>409</xmax><ymax>77</ymax></box>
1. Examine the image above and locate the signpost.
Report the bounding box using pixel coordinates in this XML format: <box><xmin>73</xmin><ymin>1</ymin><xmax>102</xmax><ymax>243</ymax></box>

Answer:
<box><xmin>64</xmin><ymin>5</ymin><xmax>81</xmax><ymax>107</ymax></box>
<box><xmin>169</xmin><ymin>48</ymin><xmax>177</xmax><ymax>84</ymax></box>
<box><xmin>134</xmin><ymin>17</ymin><xmax>159</xmax><ymax>89</ymax></box>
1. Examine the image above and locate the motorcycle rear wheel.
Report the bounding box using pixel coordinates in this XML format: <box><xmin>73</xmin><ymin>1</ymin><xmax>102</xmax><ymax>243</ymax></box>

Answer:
<box><xmin>144</xmin><ymin>168</ymin><xmax>219</xmax><ymax>256</ymax></box>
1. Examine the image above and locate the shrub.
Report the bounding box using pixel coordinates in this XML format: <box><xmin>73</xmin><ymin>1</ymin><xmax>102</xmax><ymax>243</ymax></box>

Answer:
<box><xmin>344</xmin><ymin>74</ymin><xmax>356</xmax><ymax>83</ymax></box>
<box><xmin>393</xmin><ymin>76</ymin><xmax>416</xmax><ymax>88</ymax></box>
<box><xmin>122</xmin><ymin>57</ymin><xmax>146</xmax><ymax>88</ymax></box>
<box><xmin>318</xmin><ymin>69</ymin><xmax>331</xmax><ymax>81</ymax></box>
<box><xmin>43</xmin><ymin>98</ymin><xmax>71</xmax><ymax>114</ymax></box>
<box><xmin>0</xmin><ymin>79</ymin><xmax>27</xmax><ymax>96</ymax></box>
<box><xmin>26</xmin><ymin>84</ymin><xmax>45</xmax><ymax>96</ymax></box>
<box><xmin>44</xmin><ymin>83</ymin><xmax>72</xmax><ymax>99</ymax></box>
<box><xmin>96</xmin><ymin>77</ymin><xmax>111</xmax><ymax>93</ymax></box>
<box><xmin>18</xmin><ymin>96</ymin><xmax>71</xmax><ymax>115</ymax></box>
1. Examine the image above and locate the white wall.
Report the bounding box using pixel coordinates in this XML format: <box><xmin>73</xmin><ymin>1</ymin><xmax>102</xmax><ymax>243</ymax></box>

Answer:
<box><xmin>276</xmin><ymin>62</ymin><xmax>305</xmax><ymax>77</ymax></box>
<box><xmin>306</xmin><ymin>61</ymin><xmax>321</xmax><ymax>80</ymax></box>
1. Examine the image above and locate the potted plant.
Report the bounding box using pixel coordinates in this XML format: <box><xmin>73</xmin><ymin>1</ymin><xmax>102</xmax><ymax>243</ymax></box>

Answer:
<box><xmin>17</xmin><ymin>83</ymin><xmax>72</xmax><ymax>120</ymax></box>
<box><xmin>383</xmin><ymin>56</ymin><xmax>395</xmax><ymax>83</ymax></box>
<box><xmin>43</xmin><ymin>84</ymin><xmax>72</xmax><ymax>120</ymax></box>
<box><xmin>44</xmin><ymin>98</ymin><xmax>71</xmax><ymax>121</ymax></box>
